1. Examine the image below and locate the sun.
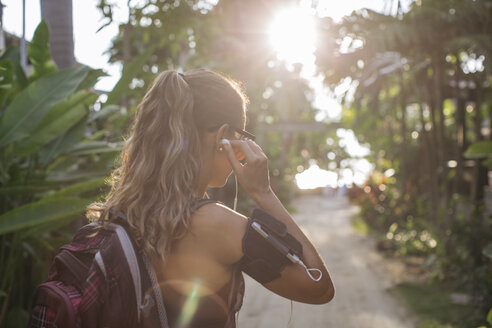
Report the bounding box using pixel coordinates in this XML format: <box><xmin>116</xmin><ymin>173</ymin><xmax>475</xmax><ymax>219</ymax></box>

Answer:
<box><xmin>268</xmin><ymin>6</ymin><xmax>317</xmax><ymax>65</ymax></box>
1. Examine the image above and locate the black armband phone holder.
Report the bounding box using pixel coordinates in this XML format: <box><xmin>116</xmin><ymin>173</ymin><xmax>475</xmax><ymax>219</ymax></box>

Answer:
<box><xmin>239</xmin><ymin>208</ymin><xmax>303</xmax><ymax>284</ymax></box>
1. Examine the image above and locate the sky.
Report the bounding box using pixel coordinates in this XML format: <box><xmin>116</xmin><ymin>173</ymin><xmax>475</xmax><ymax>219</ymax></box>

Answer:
<box><xmin>3</xmin><ymin>0</ymin><xmax>399</xmax><ymax>188</ymax></box>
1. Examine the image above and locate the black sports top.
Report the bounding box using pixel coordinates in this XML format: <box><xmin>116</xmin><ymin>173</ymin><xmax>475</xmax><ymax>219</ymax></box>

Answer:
<box><xmin>161</xmin><ymin>264</ymin><xmax>244</xmax><ymax>328</ymax></box>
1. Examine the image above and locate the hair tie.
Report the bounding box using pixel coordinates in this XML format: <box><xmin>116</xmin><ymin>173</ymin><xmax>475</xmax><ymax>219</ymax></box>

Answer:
<box><xmin>178</xmin><ymin>72</ymin><xmax>189</xmax><ymax>87</ymax></box>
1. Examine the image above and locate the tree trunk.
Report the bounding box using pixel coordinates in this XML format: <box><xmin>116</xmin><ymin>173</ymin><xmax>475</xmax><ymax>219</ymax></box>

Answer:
<box><xmin>454</xmin><ymin>55</ymin><xmax>467</xmax><ymax>195</ymax></box>
<box><xmin>399</xmin><ymin>71</ymin><xmax>407</xmax><ymax>193</ymax></box>
<box><xmin>416</xmin><ymin>98</ymin><xmax>434</xmax><ymax>210</ymax></box>
<box><xmin>421</xmin><ymin>85</ymin><xmax>440</xmax><ymax>225</ymax></box>
<box><xmin>433</xmin><ymin>55</ymin><xmax>446</xmax><ymax>166</ymax></box>
<box><xmin>471</xmin><ymin>81</ymin><xmax>487</xmax><ymax>204</ymax></box>
<box><xmin>40</xmin><ymin>0</ymin><xmax>74</xmax><ymax>69</ymax></box>
<box><xmin>417</xmin><ymin>102</ymin><xmax>431</xmax><ymax>190</ymax></box>
<box><xmin>432</xmin><ymin>54</ymin><xmax>449</xmax><ymax>226</ymax></box>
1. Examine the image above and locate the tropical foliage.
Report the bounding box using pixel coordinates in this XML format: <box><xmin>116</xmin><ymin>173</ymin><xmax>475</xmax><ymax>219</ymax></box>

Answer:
<box><xmin>317</xmin><ymin>0</ymin><xmax>492</xmax><ymax>323</ymax></box>
<box><xmin>0</xmin><ymin>21</ymin><xmax>123</xmax><ymax>326</ymax></box>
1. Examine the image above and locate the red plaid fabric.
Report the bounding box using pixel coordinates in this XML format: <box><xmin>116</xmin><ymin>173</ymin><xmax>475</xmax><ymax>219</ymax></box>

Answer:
<box><xmin>29</xmin><ymin>304</ymin><xmax>57</xmax><ymax>328</ymax></box>
<box><xmin>28</xmin><ymin>224</ymin><xmax>138</xmax><ymax>328</ymax></box>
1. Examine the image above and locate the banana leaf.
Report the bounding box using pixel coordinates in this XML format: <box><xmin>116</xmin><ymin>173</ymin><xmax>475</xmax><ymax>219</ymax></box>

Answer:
<box><xmin>0</xmin><ymin>59</ymin><xmax>14</xmax><ymax>108</ymax></box>
<box><xmin>0</xmin><ymin>59</ymin><xmax>13</xmax><ymax>87</ymax></box>
<box><xmin>0</xmin><ymin>185</ymin><xmax>51</xmax><ymax>197</ymax></box>
<box><xmin>0</xmin><ymin>46</ymin><xmax>28</xmax><ymax>100</ymax></box>
<box><xmin>0</xmin><ymin>197</ymin><xmax>89</xmax><ymax>235</ymax></box>
<box><xmin>85</xmin><ymin>130</ymin><xmax>109</xmax><ymax>141</ymax></box>
<box><xmin>0</xmin><ymin>65</ymin><xmax>89</xmax><ymax>148</ymax></box>
<box><xmin>39</xmin><ymin>117</ymin><xmax>87</xmax><ymax>166</ymax></box>
<box><xmin>88</xmin><ymin>104</ymin><xmax>121</xmax><ymax>122</ymax></box>
<box><xmin>27</xmin><ymin>20</ymin><xmax>57</xmax><ymax>82</ymax></box>
<box><xmin>15</xmin><ymin>91</ymin><xmax>96</xmax><ymax>156</ymax></box>
<box><xmin>45</xmin><ymin>177</ymin><xmax>106</xmax><ymax>199</ymax></box>
<box><xmin>76</xmin><ymin>68</ymin><xmax>107</xmax><ymax>92</ymax></box>
<box><xmin>67</xmin><ymin>141</ymin><xmax>123</xmax><ymax>156</ymax></box>
<box><xmin>46</xmin><ymin>169</ymin><xmax>110</xmax><ymax>183</ymax></box>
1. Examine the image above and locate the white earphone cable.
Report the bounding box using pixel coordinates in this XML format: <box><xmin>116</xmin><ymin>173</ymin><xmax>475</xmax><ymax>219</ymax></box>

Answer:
<box><xmin>233</xmin><ymin>173</ymin><xmax>238</xmax><ymax>211</ymax></box>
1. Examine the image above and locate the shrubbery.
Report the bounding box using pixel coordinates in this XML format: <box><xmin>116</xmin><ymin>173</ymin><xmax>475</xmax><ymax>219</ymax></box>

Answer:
<box><xmin>348</xmin><ymin>175</ymin><xmax>492</xmax><ymax>324</ymax></box>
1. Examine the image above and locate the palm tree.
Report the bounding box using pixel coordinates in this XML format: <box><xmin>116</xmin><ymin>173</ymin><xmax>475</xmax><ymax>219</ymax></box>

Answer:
<box><xmin>40</xmin><ymin>0</ymin><xmax>74</xmax><ymax>69</ymax></box>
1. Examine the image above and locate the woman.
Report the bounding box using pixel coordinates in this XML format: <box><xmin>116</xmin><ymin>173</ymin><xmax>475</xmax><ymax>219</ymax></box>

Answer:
<box><xmin>87</xmin><ymin>69</ymin><xmax>334</xmax><ymax>327</ymax></box>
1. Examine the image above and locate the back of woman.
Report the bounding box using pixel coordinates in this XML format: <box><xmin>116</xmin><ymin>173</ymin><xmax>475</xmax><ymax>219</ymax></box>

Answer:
<box><xmin>85</xmin><ymin>69</ymin><xmax>335</xmax><ymax>328</ymax></box>
<box><xmin>154</xmin><ymin>200</ymin><xmax>245</xmax><ymax>328</ymax></box>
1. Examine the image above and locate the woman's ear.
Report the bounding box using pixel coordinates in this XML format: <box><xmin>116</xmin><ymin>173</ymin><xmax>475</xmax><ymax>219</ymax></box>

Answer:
<box><xmin>215</xmin><ymin>123</ymin><xmax>230</xmax><ymax>149</ymax></box>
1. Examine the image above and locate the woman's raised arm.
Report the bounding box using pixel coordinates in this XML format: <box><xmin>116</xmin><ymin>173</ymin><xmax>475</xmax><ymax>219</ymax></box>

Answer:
<box><xmin>220</xmin><ymin>138</ymin><xmax>335</xmax><ymax>304</ymax></box>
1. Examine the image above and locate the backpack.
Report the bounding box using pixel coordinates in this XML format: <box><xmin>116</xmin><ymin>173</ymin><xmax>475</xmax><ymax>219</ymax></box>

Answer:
<box><xmin>27</xmin><ymin>211</ymin><xmax>171</xmax><ymax>328</ymax></box>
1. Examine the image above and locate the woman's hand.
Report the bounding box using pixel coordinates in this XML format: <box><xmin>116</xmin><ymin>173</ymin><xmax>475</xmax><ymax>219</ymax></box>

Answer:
<box><xmin>222</xmin><ymin>139</ymin><xmax>271</xmax><ymax>198</ymax></box>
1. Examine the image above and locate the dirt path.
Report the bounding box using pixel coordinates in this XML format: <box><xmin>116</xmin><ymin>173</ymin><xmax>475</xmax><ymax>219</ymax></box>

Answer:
<box><xmin>237</xmin><ymin>194</ymin><xmax>416</xmax><ymax>328</ymax></box>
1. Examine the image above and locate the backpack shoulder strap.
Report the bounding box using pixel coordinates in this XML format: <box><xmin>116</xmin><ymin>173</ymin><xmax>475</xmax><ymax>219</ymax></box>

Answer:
<box><xmin>110</xmin><ymin>223</ymin><xmax>143</xmax><ymax>322</ymax></box>
<box><xmin>93</xmin><ymin>221</ymin><xmax>144</xmax><ymax>324</ymax></box>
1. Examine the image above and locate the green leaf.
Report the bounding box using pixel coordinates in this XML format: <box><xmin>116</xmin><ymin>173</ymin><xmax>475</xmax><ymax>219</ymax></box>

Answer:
<box><xmin>28</xmin><ymin>20</ymin><xmax>57</xmax><ymax>81</ymax></box>
<box><xmin>0</xmin><ymin>46</ymin><xmax>28</xmax><ymax>91</ymax></box>
<box><xmin>85</xmin><ymin>129</ymin><xmax>109</xmax><ymax>141</ymax></box>
<box><xmin>464</xmin><ymin>141</ymin><xmax>492</xmax><ymax>159</ymax></box>
<box><xmin>487</xmin><ymin>307</ymin><xmax>492</xmax><ymax>325</ymax></box>
<box><xmin>68</xmin><ymin>141</ymin><xmax>123</xmax><ymax>156</ymax></box>
<box><xmin>22</xmin><ymin>217</ymin><xmax>76</xmax><ymax>243</ymax></box>
<box><xmin>45</xmin><ymin>177</ymin><xmax>106</xmax><ymax>199</ymax></box>
<box><xmin>76</xmin><ymin>68</ymin><xmax>107</xmax><ymax>91</ymax></box>
<box><xmin>0</xmin><ymin>185</ymin><xmax>51</xmax><ymax>196</ymax></box>
<box><xmin>88</xmin><ymin>104</ymin><xmax>121</xmax><ymax>122</ymax></box>
<box><xmin>47</xmin><ymin>169</ymin><xmax>109</xmax><ymax>183</ymax></box>
<box><xmin>482</xmin><ymin>158</ymin><xmax>492</xmax><ymax>168</ymax></box>
<box><xmin>482</xmin><ymin>244</ymin><xmax>492</xmax><ymax>259</ymax></box>
<box><xmin>0</xmin><ymin>65</ymin><xmax>89</xmax><ymax>148</ymax></box>
<box><xmin>0</xmin><ymin>59</ymin><xmax>14</xmax><ymax>86</ymax></box>
<box><xmin>15</xmin><ymin>92</ymin><xmax>96</xmax><ymax>156</ymax></box>
<box><xmin>106</xmin><ymin>45</ymin><xmax>157</xmax><ymax>105</ymax></box>
<box><xmin>0</xmin><ymin>47</ymin><xmax>28</xmax><ymax>107</ymax></box>
<box><xmin>39</xmin><ymin>117</ymin><xmax>87</xmax><ymax>166</ymax></box>
<box><xmin>0</xmin><ymin>197</ymin><xmax>89</xmax><ymax>235</ymax></box>
<box><xmin>5</xmin><ymin>307</ymin><xmax>30</xmax><ymax>328</ymax></box>
<box><xmin>0</xmin><ymin>59</ymin><xmax>14</xmax><ymax>107</ymax></box>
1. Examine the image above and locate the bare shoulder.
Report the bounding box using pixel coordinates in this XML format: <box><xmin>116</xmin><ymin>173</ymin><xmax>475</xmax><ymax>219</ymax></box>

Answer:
<box><xmin>191</xmin><ymin>201</ymin><xmax>247</xmax><ymax>229</ymax></box>
<box><xmin>189</xmin><ymin>202</ymin><xmax>248</xmax><ymax>265</ymax></box>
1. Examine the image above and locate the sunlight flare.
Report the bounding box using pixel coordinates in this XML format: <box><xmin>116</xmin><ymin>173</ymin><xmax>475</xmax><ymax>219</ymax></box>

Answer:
<box><xmin>295</xmin><ymin>164</ymin><xmax>337</xmax><ymax>190</ymax></box>
<box><xmin>269</xmin><ymin>6</ymin><xmax>317</xmax><ymax>66</ymax></box>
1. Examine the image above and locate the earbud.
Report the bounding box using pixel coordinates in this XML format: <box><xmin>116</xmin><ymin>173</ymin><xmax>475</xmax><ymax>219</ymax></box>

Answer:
<box><xmin>219</xmin><ymin>138</ymin><xmax>244</xmax><ymax>161</ymax></box>
<box><xmin>218</xmin><ymin>139</ymin><xmax>229</xmax><ymax>152</ymax></box>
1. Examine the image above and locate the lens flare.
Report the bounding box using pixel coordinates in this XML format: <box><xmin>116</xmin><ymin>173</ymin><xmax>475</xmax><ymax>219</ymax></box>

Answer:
<box><xmin>177</xmin><ymin>280</ymin><xmax>201</xmax><ymax>326</ymax></box>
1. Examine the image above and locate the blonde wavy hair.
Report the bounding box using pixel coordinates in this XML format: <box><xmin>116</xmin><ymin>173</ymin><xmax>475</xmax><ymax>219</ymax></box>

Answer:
<box><xmin>87</xmin><ymin>69</ymin><xmax>248</xmax><ymax>258</ymax></box>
